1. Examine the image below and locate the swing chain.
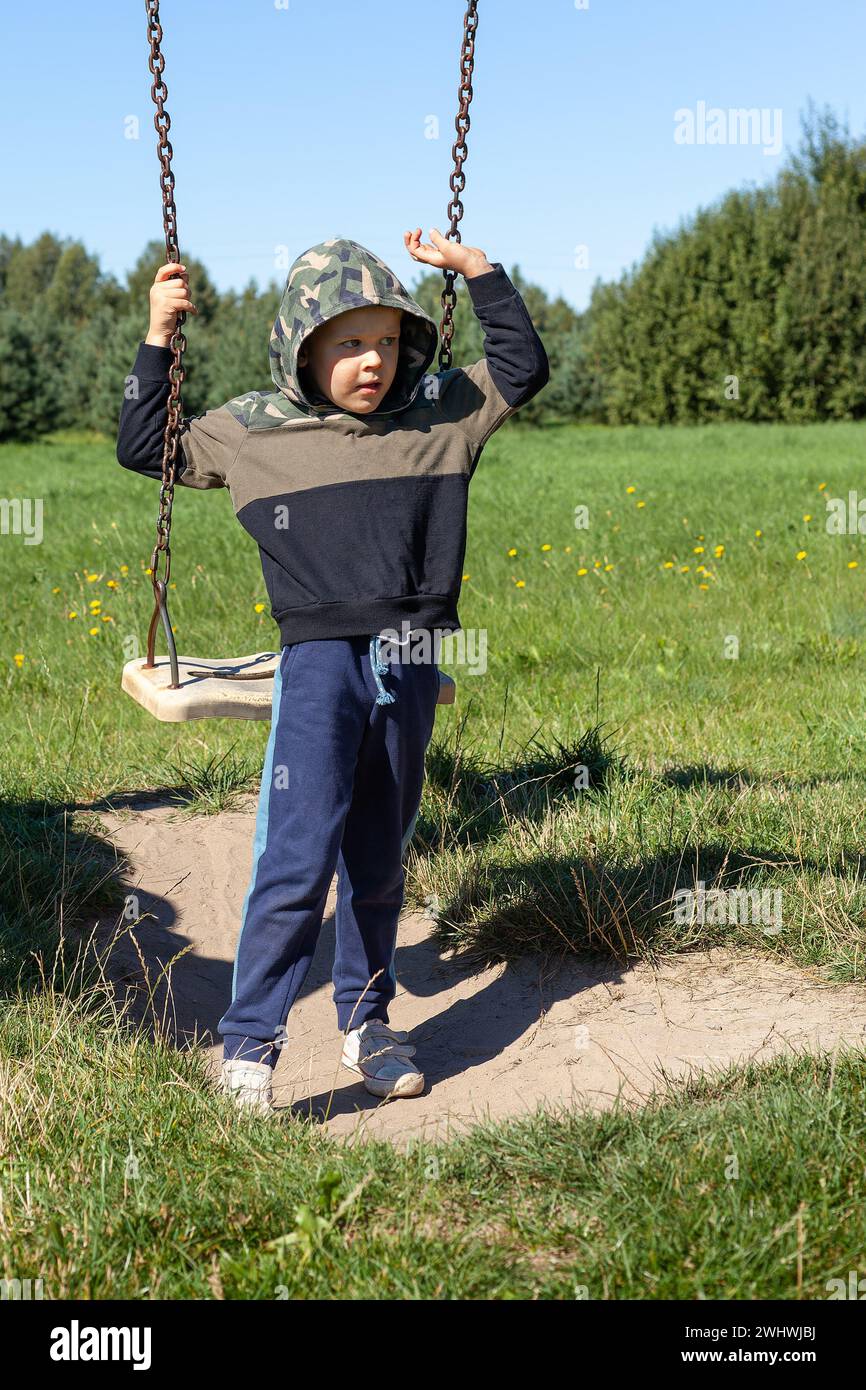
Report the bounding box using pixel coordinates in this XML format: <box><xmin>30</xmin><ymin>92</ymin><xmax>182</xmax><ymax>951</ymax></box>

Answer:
<box><xmin>139</xmin><ymin>0</ymin><xmax>476</xmax><ymax>685</ymax></box>
<box><xmin>143</xmin><ymin>0</ymin><xmax>185</xmax><ymax>685</ymax></box>
<box><xmin>438</xmin><ymin>0</ymin><xmax>479</xmax><ymax>374</ymax></box>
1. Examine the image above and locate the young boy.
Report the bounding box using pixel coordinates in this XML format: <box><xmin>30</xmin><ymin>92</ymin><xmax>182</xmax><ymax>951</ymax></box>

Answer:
<box><xmin>117</xmin><ymin>229</ymin><xmax>549</xmax><ymax>1113</ymax></box>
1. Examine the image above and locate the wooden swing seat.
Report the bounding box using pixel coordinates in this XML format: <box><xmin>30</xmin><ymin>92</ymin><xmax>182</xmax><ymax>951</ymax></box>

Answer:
<box><xmin>121</xmin><ymin>651</ymin><xmax>456</xmax><ymax>722</ymax></box>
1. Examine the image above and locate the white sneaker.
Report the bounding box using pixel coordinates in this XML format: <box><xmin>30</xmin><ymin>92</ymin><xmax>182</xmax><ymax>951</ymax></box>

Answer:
<box><xmin>220</xmin><ymin>1059</ymin><xmax>274</xmax><ymax>1115</ymax></box>
<box><xmin>341</xmin><ymin>1019</ymin><xmax>425</xmax><ymax>1099</ymax></box>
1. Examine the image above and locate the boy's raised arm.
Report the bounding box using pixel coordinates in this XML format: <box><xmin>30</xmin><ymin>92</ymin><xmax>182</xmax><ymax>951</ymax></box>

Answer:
<box><xmin>448</xmin><ymin>261</ymin><xmax>550</xmax><ymax>453</ymax></box>
<box><xmin>402</xmin><ymin>229</ymin><xmax>549</xmax><ymax>459</ymax></box>
<box><xmin>116</xmin><ymin>261</ymin><xmax>244</xmax><ymax>488</ymax></box>
<box><xmin>116</xmin><ymin>340</ymin><xmax>244</xmax><ymax>489</ymax></box>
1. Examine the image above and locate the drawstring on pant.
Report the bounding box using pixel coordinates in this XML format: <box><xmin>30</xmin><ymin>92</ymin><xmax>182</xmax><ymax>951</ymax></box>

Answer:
<box><xmin>369</xmin><ymin>634</ymin><xmax>396</xmax><ymax>705</ymax></box>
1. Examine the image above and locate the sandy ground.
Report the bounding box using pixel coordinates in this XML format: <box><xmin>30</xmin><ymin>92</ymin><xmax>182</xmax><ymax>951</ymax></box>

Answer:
<box><xmin>91</xmin><ymin>795</ymin><xmax>866</xmax><ymax>1148</ymax></box>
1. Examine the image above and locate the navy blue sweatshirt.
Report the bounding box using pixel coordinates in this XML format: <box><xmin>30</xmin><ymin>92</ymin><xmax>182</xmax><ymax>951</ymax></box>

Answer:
<box><xmin>117</xmin><ymin>249</ymin><xmax>549</xmax><ymax>645</ymax></box>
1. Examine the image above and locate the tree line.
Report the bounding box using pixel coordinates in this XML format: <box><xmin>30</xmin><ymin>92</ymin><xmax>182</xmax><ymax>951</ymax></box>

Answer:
<box><xmin>0</xmin><ymin>231</ymin><xmax>578</xmax><ymax>442</ymax></box>
<box><xmin>1</xmin><ymin>104</ymin><xmax>863</xmax><ymax>440</ymax></box>
<box><xmin>584</xmin><ymin>103</ymin><xmax>866</xmax><ymax>424</ymax></box>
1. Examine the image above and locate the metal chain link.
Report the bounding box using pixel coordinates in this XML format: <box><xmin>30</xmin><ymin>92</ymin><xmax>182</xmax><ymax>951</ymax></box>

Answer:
<box><xmin>140</xmin><ymin>0</ymin><xmax>477</xmax><ymax>683</ymax></box>
<box><xmin>438</xmin><ymin>0</ymin><xmax>479</xmax><ymax>373</ymax></box>
<box><xmin>142</xmin><ymin>0</ymin><xmax>187</xmax><ymax>683</ymax></box>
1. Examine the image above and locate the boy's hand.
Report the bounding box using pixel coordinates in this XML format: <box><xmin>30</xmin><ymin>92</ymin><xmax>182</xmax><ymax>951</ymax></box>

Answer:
<box><xmin>403</xmin><ymin>227</ymin><xmax>494</xmax><ymax>279</ymax></box>
<box><xmin>145</xmin><ymin>262</ymin><xmax>198</xmax><ymax>347</ymax></box>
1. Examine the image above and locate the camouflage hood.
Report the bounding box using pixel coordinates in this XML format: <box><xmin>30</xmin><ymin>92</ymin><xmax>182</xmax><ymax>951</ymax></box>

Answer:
<box><xmin>225</xmin><ymin>237</ymin><xmax>440</xmax><ymax>431</ymax></box>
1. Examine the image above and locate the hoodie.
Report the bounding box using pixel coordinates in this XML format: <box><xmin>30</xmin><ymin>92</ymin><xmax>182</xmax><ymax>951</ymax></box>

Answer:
<box><xmin>117</xmin><ymin>236</ymin><xmax>549</xmax><ymax>647</ymax></box>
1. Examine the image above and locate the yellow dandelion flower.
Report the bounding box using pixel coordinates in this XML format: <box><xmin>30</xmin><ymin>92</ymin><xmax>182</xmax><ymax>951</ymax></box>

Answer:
<box><xmin>120</xmin><ymin>564</ymin><xmax>129</xmax><ymax>574</ymax></box>
<box><xmin>803</xmin><ymin>514</ymin><xmax>812</xmax><ymax>523</ymax></box>
<box><xmin>577</xmin><ymin>568</ymin><xmax>588</xmax><ymax>577</ymax></box>
<box><xmin>696</xmin><ymin>565</ymin><xmax>706</xmax><ymax>575</ymax></box>
<box><xmin>818</xmin><ymin>482</ymin><xmax>827</xmax><ymax>491</ymax></box>
<box><xmin>462</xmin><ymin>573</ymin><xmax>470</xmax><ymax>581</ymax></box>
<box><xmin>254</xmin><ymin>602</ymin><xmax>266</xmax><ymax>613</ymax></box>
<box><xmin>848</xmin><ymin>561</ymin><xmax>859</xmax><ymax>569</ymax></box>
<box><xmin>594</xmin><ymin>560</ymin><xmax>602</xmax><ymax>568</ymax></box>
<box><xmin>52</xmin><ymin>586</ymin><xmax>60</xmax><ymax>594</ymax></box>
<box><xmin>67</xmin><ymin>611</ymin><xmax>78</xmax><ymax>620</ymax></box>
<box><xmin>604</xmin><ymin>563</ymin><xmax>614</xmax><ymax>572</ymax></box>
<box><xmin>714</xmin><ymin>544</ymin><xmax>725</xmax><ymax>556</ymax></box>
<box><xmin>697</xmin><ymin>534</ymin><xmax>704</xmax><ymax>541</ymax></box>
<box><xmin>13</xmin><ymin>653</ymin><xmax>24</xmax><ymax>667</ymax></box>
<box><xmin>507</xmin><ymin>547</ymin><xmax>517</xmax><ymax>557</ymax></box>
<box><xmin>796</xmin><ymin>550</ymin><xmax>807</xmax><ymax>560</ymax></box>
<box><xmin>106</xmin><ymin>579</ymin><xmax>119</xmax><ymax>590</ymax></box>
<box><xmin>698</xmin><ymin>583</ymin><xmax>709</xmax><ymax>591</ymax></box>
<box><xmin>169</xmin><ymin>582</ymin><xmax>176</xmax><ymax>589</ymax></box>
<box><xmin>541</xmin><ymin>544</ymin><xmax>552</xmax><ymax>552</ymax></box>
<box><xmin>680</xmin><ymin>566</ymin><xmax>690</xmax><ymax>573</ymax></box>
<box><xmin>564</xmin><ymin>546</ymin><xmax>572</xmax><ymax>554</ymax></box>
<box><xmin>145</xmin><ymin>566</ymin><xmax>152</xmax><ymax>576</ymax></box>
<box><xmin>101</xmin><ymin>614</ymin><xmax>113</xmax><ymax>623</ymax></box>
<box><xmin>693</xmin><ymin>546</ymin><xmax>704</xmax><ymax>554</ymax></box>
<box><xmin>515</xmin><ymin>579</ymin><xmax>526</xmax><ymax>588</ymax></box>
<box><xmin>755</xmin><ymin>529</ymin><xmax>763</xmax><ymax>538</ymax></box>
<box><xmin>636</xmin><ymin>500</ymin><xmax>646</xmax><ymax>509</ymax></box>
<box><xmin>86</xmin><ymin>572</ymin><xmax>101</xmax><ymax>583</ymax></box>
<box><xmin>626</xmin><ymin>485</ymin><xmax>636</xmax><ymax>494</ymax></box>
<box><xmin>663</xmin><ymin>561</ymin><xmax>674</xmax><ymax>569</ymax></box>
<box><xmin>89</xmin><ymin>626</ymin><xmax>99</xmax><ymax>636</ymax></box>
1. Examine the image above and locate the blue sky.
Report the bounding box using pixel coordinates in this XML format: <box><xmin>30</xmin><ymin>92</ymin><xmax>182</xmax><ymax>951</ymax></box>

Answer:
<box><xmin>5</xmin><ymin>0</ymin><xmax>866</xmax><ymax>312</ymax></box>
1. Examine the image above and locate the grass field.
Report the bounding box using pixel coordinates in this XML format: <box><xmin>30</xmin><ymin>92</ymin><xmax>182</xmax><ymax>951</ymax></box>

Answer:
<box><xmin>2</xmin><ymin>419</ymin><xmax>865</xmax><ymax>1298</ymax></box>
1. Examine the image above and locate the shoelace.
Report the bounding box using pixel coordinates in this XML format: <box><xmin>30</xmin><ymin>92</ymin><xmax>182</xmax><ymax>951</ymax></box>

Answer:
<box><xmin>357</xmin><ymin>1022</ymin><xmax>416</xmax><ymax>1059</ymax></box>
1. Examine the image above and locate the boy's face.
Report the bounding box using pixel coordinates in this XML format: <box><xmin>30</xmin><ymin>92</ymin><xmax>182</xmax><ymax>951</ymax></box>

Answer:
<box><xmin>296</xmin><ymin>304</ymin><xmax>403</xmax><ymax>413</ymax></box>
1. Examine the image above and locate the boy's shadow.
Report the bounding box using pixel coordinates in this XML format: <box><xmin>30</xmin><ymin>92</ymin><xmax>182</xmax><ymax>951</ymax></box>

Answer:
<box><xmin>99</xmin><ymin>874</ymin><xmax>619</xmax><ymax>1124</ymax></box>
<box><xmin>78</xmin><ymin>758</ymin><xmax>855</xmax><ymax>1122</ymax></box>
<box><xmin>293</xmin><ymin>924</ymin><xmax>626</xmax><ymax>1124</ymax></box>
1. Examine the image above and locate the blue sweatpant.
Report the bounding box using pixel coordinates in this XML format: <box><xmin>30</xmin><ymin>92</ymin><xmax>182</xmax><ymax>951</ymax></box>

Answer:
<box><xmin>218</xmin><ymin>634</ymin><xmax>439</xmax><ymax>1067</ymax></box>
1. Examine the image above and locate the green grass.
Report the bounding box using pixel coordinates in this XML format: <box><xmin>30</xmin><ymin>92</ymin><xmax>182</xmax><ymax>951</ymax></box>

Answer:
<box><xmin>2</xmin><ymin>420</ymin><xmax>866</xmax><ymax>1298</ymax></box>
<box><xmin>5</xmin><ymin>421</ymin><xmax>865</xmax><ymax>792</ymax></box>
<box><xmin>409</xmin><ymin>720</ymin><xmax>866</xmax><ymax>980</ymax></box>
<box><xmin>1</xmin><ymin>970</ymin><xmax>864</xmax><ymax>1299</ymax></box>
